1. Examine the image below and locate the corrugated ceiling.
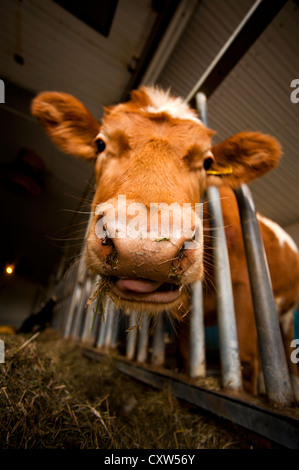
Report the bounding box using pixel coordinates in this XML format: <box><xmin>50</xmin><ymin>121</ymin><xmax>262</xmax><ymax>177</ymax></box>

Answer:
<box><xmin>155</xmin><ymin>0</ymin><xmax>299</xmax><ymax>229</ymax></box>
<box><xmin>0</xmin><ymin>0</ymin><xmax>157</xmax><ymax>119</ymax></box>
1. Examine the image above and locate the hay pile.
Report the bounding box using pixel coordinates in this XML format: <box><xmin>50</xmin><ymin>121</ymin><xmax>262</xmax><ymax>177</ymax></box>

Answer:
<box><xmin>0</xmin><ymin>329</ymin><xmax>278</xmax><ymax>449</ymax></box>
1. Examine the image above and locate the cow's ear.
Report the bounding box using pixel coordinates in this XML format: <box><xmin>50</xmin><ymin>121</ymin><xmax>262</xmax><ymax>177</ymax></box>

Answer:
<box><xmin>31</xmin><ymin>92</ymin><xmax>100</xmax><ymax>159</ymax></box>
<box><xmin>207</xmin><ymin>131</ymin><xmax>282</xmax><ymax>187</ymax></box>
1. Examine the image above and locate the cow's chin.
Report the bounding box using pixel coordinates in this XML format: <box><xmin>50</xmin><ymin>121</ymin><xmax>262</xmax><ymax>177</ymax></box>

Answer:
<box><xmin>105</xmin><ymin>276</ymin><xmax>190</xmax><ymax>317</ymax></box>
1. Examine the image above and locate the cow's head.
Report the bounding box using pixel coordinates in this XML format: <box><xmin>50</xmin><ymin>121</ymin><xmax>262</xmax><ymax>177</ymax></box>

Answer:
<box><xmin>32</xmin><ymin>87</ymin><xmax>281</xmax><ymax>317</ymax></box>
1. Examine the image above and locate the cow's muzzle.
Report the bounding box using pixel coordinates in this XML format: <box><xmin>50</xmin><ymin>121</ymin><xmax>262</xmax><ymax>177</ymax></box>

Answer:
<box><xmin>86</xmin><ymin>201</ymin><xmax>203</xmax><ymax>307</ymax></box>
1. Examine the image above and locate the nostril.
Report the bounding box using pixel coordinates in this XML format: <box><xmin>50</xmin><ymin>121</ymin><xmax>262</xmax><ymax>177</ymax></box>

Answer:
<box><xmin>169</xmin><ymin>247</ymin><xmax>187</xmax><ymax>278</ymax></box>
<box><xmin>95</xmin><ymin>213</ymin><xmax>115</xmax><ymax>248</ymax></box>
<box><xmin>102</xmin><ymin>233</ymin><xmax>114</xmax><ymax>246</ymax></box>
<box><xmin>183</xmin><ymin>226</ymin><xmax>202</xmax><ymax>251</ymax></box>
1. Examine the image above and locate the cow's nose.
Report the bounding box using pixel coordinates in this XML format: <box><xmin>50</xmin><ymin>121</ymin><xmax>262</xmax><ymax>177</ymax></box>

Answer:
<box><xmin>93</xmin><ymin>212</ymin><xmax>202</xmax><ymax>281</ymax></box>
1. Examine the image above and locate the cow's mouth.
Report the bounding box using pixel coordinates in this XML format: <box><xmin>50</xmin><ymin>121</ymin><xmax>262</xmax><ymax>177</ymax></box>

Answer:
<box><xmin>109</xmin><ymin>276</ymin><xmax>182</xmax><ymax>303</ymax></box>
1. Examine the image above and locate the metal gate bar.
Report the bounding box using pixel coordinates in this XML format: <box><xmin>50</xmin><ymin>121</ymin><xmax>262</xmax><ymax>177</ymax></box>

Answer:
<box><xmin>151</xmin><ymin>314</ymin><xmax>165</xmax><ymax>366</ymax></box>
<box><xmin>206</xmin><ymin>186</ymin><xmax>242</xmax><ymax>391</ymax></box>
<box><xmin>189</xmin><ymin>280</ymin><xmax>205</xmax><ymax>378</ymax></box>
<box><xmin>63</xmin><ymin>284</ymin><xmax>82</xmax><ymax>339</ymax></box>
<box><xmin>234</xmin><ymin>184</ymin><xmax>294</xmax><ymax>405</ymax></box>
<box><xmin>126</xmin><ymin>311</ymin><xmax>138</xmax><ymax>360</ymax></box>
<box><xmin>70</xmin><ymin>277</ymin><xmax>92</xmax><ymax>340</ymax></box>
<box><xmin>103</xmin><ymin>299</ymin><xmax>116</xmax><ymax>348</ymax></box>
<box><xmin>136</xmin><ymin>314</ymin><xmax>150</xmax><ymax>363</ymax></box>
<box><xmin>193</xmin><ymin>90</ymin><xmax>242</xmax><ymax>391</ymax></box>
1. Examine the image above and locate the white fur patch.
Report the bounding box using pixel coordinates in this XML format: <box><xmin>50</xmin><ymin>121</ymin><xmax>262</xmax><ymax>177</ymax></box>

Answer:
<box><xmin>257</xmin><ymin>214</ymin><xmax>298</xmax><ymax>253</ymax></box>
<box><xmin>143</xmin><ymin>87</ymin><xmax>202</xmax><ymax>124</ymax></box>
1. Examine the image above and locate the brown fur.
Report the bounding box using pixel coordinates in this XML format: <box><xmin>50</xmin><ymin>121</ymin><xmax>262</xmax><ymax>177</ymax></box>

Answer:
<box><xmin>31</xmin><ymin>87</ymin><xmax>299</xmax><ymax>396</ymax></box>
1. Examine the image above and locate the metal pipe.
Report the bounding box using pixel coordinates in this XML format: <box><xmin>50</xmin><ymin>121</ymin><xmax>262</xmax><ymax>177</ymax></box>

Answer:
<box><xmin>206</xmin><ymin>186</ymin><xmax>242</xmax><ymax>390</ymax></box>
<box><xmin>136</xmin><ymin>314</ymin><xmax>150</xmax><ymax>363</ymax></box>
<box><xmin>71</xmin><ymin>277</ymin><xmax>91</xmax><ymax>340</ymax></box>
<box><xmin>234</xmin><ymin>184</ymin><xmax>293</xmax><ymax>404</ymax></box>
<box><xmin>104</xmin><ymin>299</ymin><xmax>116</xmax><ymax>348</ymax></box>
<box><xmin>126</xmin><ymin>312</ymin><xmax>138</xmax><ymax>360</ymax></box>
<box><xmin>195</xmin><ymin>93</ymin><xmax>208</xmax><ymax>128</ymax></box>
<box><xmin>81</xmin><ymin>301</ymin><xmax>94</xmax><ymax>343</ymax></box>
<box><xmin>63</xmin><ymin>285</ymin><xmax>81</xmax><ymax>339</ymax></box>
<box><xmin>90</xmin><ymin>305</ymin><xmax>100</xmax><ymax>345</ymax></box>
<box><xmin>96</xmin><ymin>299</ymin><xmax>109</xmax><ymax>349</ymax></box>
<box><xmin>151</xmin><ymin>314</ymin><xmax>165</xmax><ymax>366</ymax></box>
<box><xmin>110</xmin><ymin>308</ymin><xmax>120</xmax><ymax>349</ymax></box>
<box><xmin>189</xmin><ymin>93</ymin><xmax>207</xmax><ymax>379</ymax></box>
<box><xmin>81</xmin><ymin>277</ymin><xmax>99</xmax><ymax>343</ymax></box>
<box><xmin>189</xmin><ymin>280</ymin><xmax>206</xmax><ymax>378</ymax></box>
<box><xmin>96</xmin><ymin>317</ymin><xmax>107</xmax><ymax>348</ymax></box>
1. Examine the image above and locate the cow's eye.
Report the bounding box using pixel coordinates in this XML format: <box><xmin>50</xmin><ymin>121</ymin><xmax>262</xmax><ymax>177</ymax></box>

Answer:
<box><xmin>95</xmin><ymin>138</ymin><xmax>106</xmax><ymax>154</ymax></box>
<box><xmin>203</xmin><ymin>156</ymin><xmax>214</xmax><ymax>172</ymax></box>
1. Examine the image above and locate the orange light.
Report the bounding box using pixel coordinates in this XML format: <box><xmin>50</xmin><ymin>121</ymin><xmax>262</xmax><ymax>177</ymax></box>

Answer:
<box><xmin>5</xmin><ymin>265</ymin><xmax>14</xmax><ymax>275</ymax></box>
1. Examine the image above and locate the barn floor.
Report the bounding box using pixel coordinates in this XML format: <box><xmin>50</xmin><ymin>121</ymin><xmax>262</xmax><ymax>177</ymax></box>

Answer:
<box><xmin>0</xmin><ymin>329</ymin><xmax>281</xmax><ymax>449</ymax></box>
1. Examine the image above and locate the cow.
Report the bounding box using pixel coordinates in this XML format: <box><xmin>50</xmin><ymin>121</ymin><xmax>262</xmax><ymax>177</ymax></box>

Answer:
<box><xmin>31</xmin><ymin>87</ymin><xmax>299</xmax><ymax>399</ymax></box>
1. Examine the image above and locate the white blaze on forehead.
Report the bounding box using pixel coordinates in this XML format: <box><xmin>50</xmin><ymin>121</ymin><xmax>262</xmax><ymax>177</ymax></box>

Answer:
<box><xmin>257</xmin><ymin>214</ymin><xmax>299</xmax><ymax>253</ymax></box>
<box><xmin>143</xmin><ymin>87</ymin><xmax>202</xmax><ymax>124</ymax></box>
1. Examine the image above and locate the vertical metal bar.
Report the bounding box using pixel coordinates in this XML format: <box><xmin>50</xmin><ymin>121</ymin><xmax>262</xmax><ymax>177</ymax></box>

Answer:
<box><xmin>207</xmin><ymin>186</ymin><xmax>242</xmax><ymax>390</ymax></box>
<box><xmin>96</xmin><ymin>316</ymin><xmax>107</xmax><ymax>349</ymax></box>
<box><xmin>63</xmin><ymin>285</ymin><xmax>81</xmax><ymax>338</ymax></box>
<box><xmin>196</xmin><ymin>92</ymin><xmax>208</xmax><ymax>128</ymax></box>
<box><xmin>104</xmin><ymin>299</ymin><xmax>116</xmax><ymax>348</ymax></box>
<box><xmin>60</xmin><ymin>264</ymin><xmax>78</xmax><ymax>336</ymax></box>
<box><xmin>189</xmin><ymin>92</ymin><xmax>208</xmax><ymax>379</ymax></box>
<box><xmin>63</xmin><ymin>214</ymin><xmax>91</xmax><ymax>338</ymax></box>
<box><xmin>71</xmin><ymin>277</ymin><xmax>91</xmax><ymax>340</ymax></box>
<box><xmin>126</xmin><ymin>312</ymin><xmax>138</xmax><ymax>360</ymax></box>
<box><xmin>137</xmin><ymin>314</ymin><xmax>150</xmax><ymax>363</ymax></box>
<box><xmin>151</xmin><ymin>314</ymin><xmax>165</xmax><ymax>366</ymax></box>
<box><xmin>190</xmin><ymin>280</ymin><xmax>206</xmax><ymax>377</ymax></box>
<box><xmin>234</xmin><ymin>184</ymin><xmax>293</xmax><ymax>404</ymax></box>
<box><xmin>81</xmin><ymin>276</ymin><xmax>101</xmax><ymax>344</ymax></box>
<box><xmin>81</xmin><ymin>301</ymin><xmax>94</xmax><ymax>343</ymax></box>
<box><xmin>110</xmin><ymin>308</ymin><xmax>120</xmax><ymax>349</ymax></box>
<box><xmin>96</xmin><ymin>298</ymin><xmax>110</xmax><ymax>349</ymax></box>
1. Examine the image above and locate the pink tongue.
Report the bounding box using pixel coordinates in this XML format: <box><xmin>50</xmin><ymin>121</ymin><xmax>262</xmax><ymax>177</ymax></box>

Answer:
<box><xmin>116</xmin><ymin>278</ymin><xmax>163</xmax><ymax>293</ymax></box>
